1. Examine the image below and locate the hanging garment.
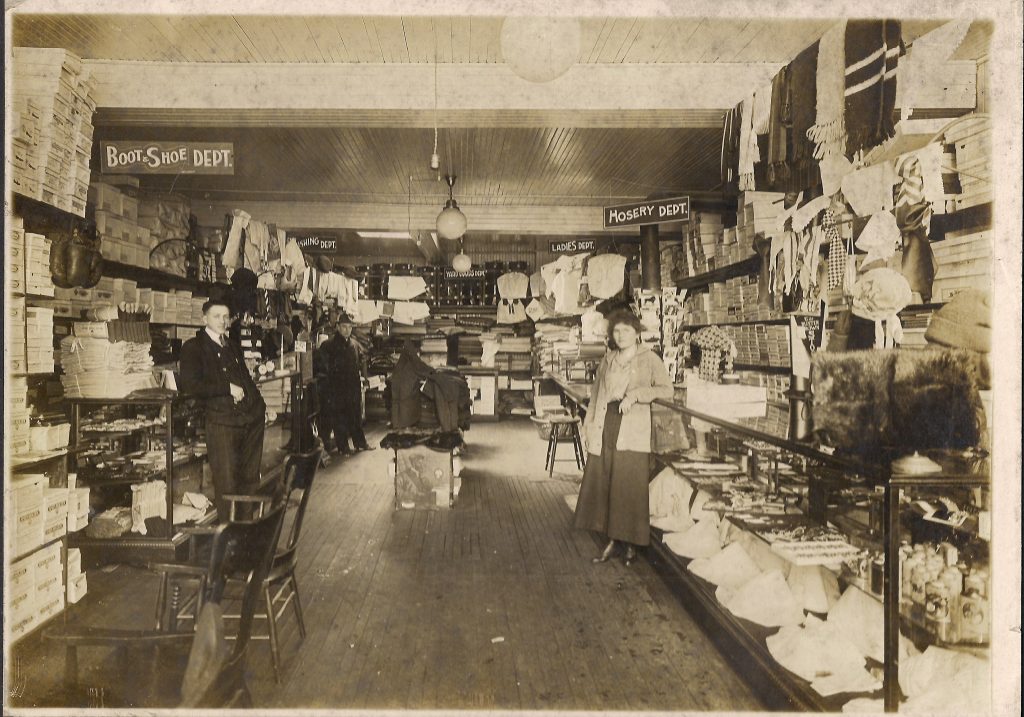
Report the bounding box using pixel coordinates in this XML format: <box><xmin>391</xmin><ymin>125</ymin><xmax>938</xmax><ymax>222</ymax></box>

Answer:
<box><xmin>280</xmin><ymin>238</ymin><xmax>306</xmax><ymax>292</ymax></box>
<box><xmin>720</xmin><ymin>106</ymin><xmax>742</xmax><ymax>190</ymax></box>
<box><xmin>766</xmin><ymin>67</ymin><xmax>791</xmax><ymax>187</ymax></box>
<box><xmin>392</xmin><ymin>301</ymin><xmax>431</xmax><ymax>325</ymax></box>
<box><xmin>496</xmin><ymin>300</ymin><xmax>527</xmax><ymax>324</ymax></box>
<box><xmin>824</xmin><ymin>209</ymin><xmax>846</xmax><ymax>290</ymax></box>
<box><xmin>855</xmin><ymin>211</ymin><xmax>901</xmax><ymax>267</ymax></box>
<box><xmin>222</xmin><ymin>210</ymin><xmax>251</xmax><ymax>269</ymax></box>
<box><xmin>788</xmin><ymin>40</ymin><xmax>822</xmax><ymax>192</ymax></box>
<box><xmin>692</xmin><ymin>326</ymin><xmax>736</xmax><ymax>382</ymax></box>
<box><xmin>738</xmin><ymin>90</ymin><xmax>769</xmax><ymax>191</ymax></box>
<box><xmin>540</xmin><ymin>256</ymin><xmax>572</xmax><ymax>298</ymax></box>
<box><xmin>844</xmin><ymin>19</ymin><xmax>902</xmax><ymax>158</ymax></box>
<box><xmin>808</xmin><ymin>20</ymin><xmax>848</xmax><ymax>160</ymax></box>
<box><xmin>580</xmin><ymin>309</ymin><xmax>608</xmax><ymax>341</ymax></box>
<box><xmin>585</xmin><ymin>253</ymin><xmax>628</xmax><ymax>300</ymax></box>
<box><xmin>496</xmin><ymin>271</ymin><xmax>529</xmax><ymax>300</ymax></box>
<box><xmin>841</xmin><ymin>162</ymin><xmax>897</xmax><ymax>216</ymax></box>
<box><xmin>243</xmin><ymin>220</ymin><xmax>267</xmax><ymax>272</ymax></box>
<box><xmin>387</xmin><ymin>276</ymin><xmax>428</xmax><ymax>301</ymax></box>
<box><xmin>790</xmin><ymin>194</ymin><xmax>832</xmax><ymax>234</ymax></box>
<box><xmin>753</xmin><ymin>233</ymin><xmax>775</xmax><ymax>308</ymax></box>
<box><xmin>819</xmin><ymin>153</ymin><xmax>855</xmax><ymax>197</ymax></box>
<box><xmin>896</xmin><ymin>202</ymin><xmax>938</xmax><ymax>302</ymax></box>
<box><xmin>353</xmin><ymin>299</ymin><xmax>381</xmax><ymax>324</ymax></box>
<box><xmin>528</xmin><ymin>271</ymin><xmax>545</xmax><ymax>298</ymax></box>
<box><xmin>297</xmin><ymin>267</ymin><xmax>315</xmax><ymax>305</ymax></box>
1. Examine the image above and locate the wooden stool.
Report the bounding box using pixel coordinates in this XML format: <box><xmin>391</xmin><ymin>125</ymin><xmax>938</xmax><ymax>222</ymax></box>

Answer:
<box><xmin>545</xmin><ymin>415</ymin><xmax>585</xmax><ymax>476</ymax></box>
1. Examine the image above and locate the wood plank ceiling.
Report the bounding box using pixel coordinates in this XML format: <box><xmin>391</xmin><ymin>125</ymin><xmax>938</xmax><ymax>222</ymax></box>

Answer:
<box><xmin>11</xmin><ymin>13</ymin><xmax>981</xmax><ymax>234</ymax></box>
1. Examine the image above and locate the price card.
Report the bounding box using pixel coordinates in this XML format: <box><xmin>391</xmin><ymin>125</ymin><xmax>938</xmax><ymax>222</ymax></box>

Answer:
<box><xmin>294</xmin><ymin>340</ymin><xmax>308</xmax><ymax>353</ymax></box>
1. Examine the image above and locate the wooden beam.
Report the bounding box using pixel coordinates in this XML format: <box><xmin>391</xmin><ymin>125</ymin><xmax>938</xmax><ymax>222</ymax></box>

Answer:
<box><xmin>85</xmin><ymin>60</ymin><xmax>781</xmax><ymax>121</ymax></box>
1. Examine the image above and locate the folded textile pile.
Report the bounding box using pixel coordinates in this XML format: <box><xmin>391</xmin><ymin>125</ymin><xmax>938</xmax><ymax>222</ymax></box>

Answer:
<box><xmin>60</xmin><ymin>335</ymin><xmax>157</xmax><ymax>398</ymax></box>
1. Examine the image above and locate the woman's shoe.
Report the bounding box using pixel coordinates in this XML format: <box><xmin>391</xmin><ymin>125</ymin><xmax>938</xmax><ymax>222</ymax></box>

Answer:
<box><xmin>592</xmin><ymin>540</ymin><xmax>616</xmax><ymax>563</ymax></box>
<box><xmin>624</xmin><ymin>545</ymin><xmax>637</xmax><ymax>566</ymax></box>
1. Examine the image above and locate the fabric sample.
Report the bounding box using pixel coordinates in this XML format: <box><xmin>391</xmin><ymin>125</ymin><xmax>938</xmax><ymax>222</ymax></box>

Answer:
<box><xmin>766</xmin><ymin>616</ymin><xmax>876</xmax><ymax>695</ymax></box>
<box><xmin>828</xmin><ymin>586</ymin><xmax>917</xmax><ymax>663</ymax></box>
<box><xmin>648</xmin><ymin>467</ymin><xmax>695</xmax><ymax>532</ymax></box>
<box><xmin>787</xmin><ymin>564</ymin><xmax>842</xmax><ymax>613</ymax></box>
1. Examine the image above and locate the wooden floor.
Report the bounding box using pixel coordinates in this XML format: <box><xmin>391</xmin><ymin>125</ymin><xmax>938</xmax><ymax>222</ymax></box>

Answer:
<box><xmin>11</xmin><ymin>419</ymin><xmax>764</xmax><ymax>712</ymax></box>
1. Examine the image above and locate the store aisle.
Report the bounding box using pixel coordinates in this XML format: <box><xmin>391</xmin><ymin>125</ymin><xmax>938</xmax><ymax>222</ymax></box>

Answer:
<box><xmin>251</xmin><ymin>419</ymin><xmax>764</xmax><ymax>711</ymax></box>
<box><xmin>10</xmin><ymin>420</ymin><xmax>763</xmax><ymax>711</ymax></box>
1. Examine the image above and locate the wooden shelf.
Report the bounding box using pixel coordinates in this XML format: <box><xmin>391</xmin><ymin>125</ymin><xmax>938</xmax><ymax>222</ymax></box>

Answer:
<box><xmin>99</xmin><ymin>260</ymin><xmax>224</xmax><ymax>295</ymax></box>
<box><xmin>681</xmin><ymin>318</ymin><xmax>789</xmax><ymax>330</ymax></box>
<box><xmin>733</xmin><ymin>362</ymin><xmax>792</xmax><ymax>374</ymax></box>
<box><xmin>674</xmin><ymin>255</ymin><xmax>760</xmax><ymax>290</ymax></box>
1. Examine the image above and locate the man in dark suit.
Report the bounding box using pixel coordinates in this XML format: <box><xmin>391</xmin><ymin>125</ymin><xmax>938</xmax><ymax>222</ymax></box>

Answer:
<box><xmin>323</xmin><ymin>313</ymin><xmax>373</xmax><ymax>454</ymax></box>
<box><xmin>179</xmin><ymin>298</ymin><xmax>266</xmax><ymax>519</ymax></box>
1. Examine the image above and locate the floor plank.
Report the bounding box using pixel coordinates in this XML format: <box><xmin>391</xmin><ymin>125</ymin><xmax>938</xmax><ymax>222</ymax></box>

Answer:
<box><xmin>11</xmin><ymin>419</ymin><xmax>764</xmax><ymax>712</ymax></box>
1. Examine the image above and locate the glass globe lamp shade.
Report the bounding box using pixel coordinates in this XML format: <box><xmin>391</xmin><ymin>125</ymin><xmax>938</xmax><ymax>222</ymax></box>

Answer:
<box><xmin>436</xmin><ymin>200</ymin><xmax>467</xmax><ymax>241</ymax></box>
<box><xmin>452</xmin><ymin>252</ymin><xmax>473</xmax><ymax>273</ymax></box>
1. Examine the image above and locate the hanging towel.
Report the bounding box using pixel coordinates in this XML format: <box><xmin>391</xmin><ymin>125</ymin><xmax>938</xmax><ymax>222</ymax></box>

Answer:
<box><xmin>766</xmin><ymin>67</ymin><xmax>791</xmax><ymax>187</ymax></box>
<box><xmin>844</xmin><ymin>20</ymin><xmax>902</xmax><ymax>158</ymax></box>
<box><xmin>808</xmin><ymin>21</ymin><xmax>848</xmax><ymax>160</ymax></box>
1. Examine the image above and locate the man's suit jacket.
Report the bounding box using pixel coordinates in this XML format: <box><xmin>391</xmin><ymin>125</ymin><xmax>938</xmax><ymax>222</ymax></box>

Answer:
<box><xmin>179</xmin><ymin>331</ymin><xmax>265</xmax><ymax>426</ymax></box>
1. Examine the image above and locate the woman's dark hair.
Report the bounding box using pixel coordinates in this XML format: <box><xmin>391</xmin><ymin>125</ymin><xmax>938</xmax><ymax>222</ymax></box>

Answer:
<box><xmin>606</xmin><ymin>309</ymin><xmax>643</xmax><ymax>348</ymax></box>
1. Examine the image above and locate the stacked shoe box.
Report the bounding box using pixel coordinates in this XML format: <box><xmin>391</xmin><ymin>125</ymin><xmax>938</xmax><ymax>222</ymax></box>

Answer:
<box><xmin>67</xmin><ymin>484</ymin><xmax>91</xmax><ymax>533</ymax></box>
<box><xmin>723</xmin><ymin>324</ymin><xmax>791</xmax><ymax>368</ymax></box>
<box><xmin>7</xmin><ymin>377</ymin><xmax>31</xmax><ymax>456</ymax></box>
<box><xmin>34</xmin><ymin>542</ymin><xmax>66</xmax><ymax>627</ymax></box>
<box><xmin>43</xmin><ymin>487</ymin><xmax>70</xmax><ymax>546</ymax></box>
<box><xmin>90</xmin><ymin>181</ymin><xmax>153</xmax><ymax>268</ymax></box>
<box><xmin>24</xmin><ymin>232</ymin><xmax>54</xmax><ymax>297</ymax></box>
<box><xmin>931</xmin><ymin>230</ymin><xmax>991</xmax><ymax>302</ymax></box>
<box><xmin>8</xmin><ymin>475</ymin><xmax>47</xmax><ymax>562</ymax></box>
<box><xmin>737</xmin><ymin>371</ymin><xmax>790</xmax><ymax>404</ymax></box>
<box><xmin>26</xmin><ymin>306</ymin><xmax>56</xmax><ymax>374</ymax></box>
<box><xmin>10</xmin><ymin>48</ymin><xmax>96</xmax><ymax>216</ymax></box>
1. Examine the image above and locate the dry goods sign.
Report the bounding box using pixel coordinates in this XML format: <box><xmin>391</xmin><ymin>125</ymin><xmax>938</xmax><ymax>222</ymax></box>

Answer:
<box><xmin>603</xmin><ymin>196</ymin><xmax>690</xmax><ymax>228</ymax></box>
<box><xmin>100</xmin><ymin>141</ymin><xmax>235</xmax><ymax>174</ymax></box>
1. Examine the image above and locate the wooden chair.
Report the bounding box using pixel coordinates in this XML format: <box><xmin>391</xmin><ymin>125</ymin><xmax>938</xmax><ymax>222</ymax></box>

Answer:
<box><xmin>43</xmin><ymin>500</ymin><xmax>286</xmax><ymax>708</ymax></box>
<box><xmin>236</xmin><ymin>442</ymin><xmax>322</xmax><ymax>681</ymax></box>
<box><xmin>160</xmin><ymin>443</ymin><xmax>323</xmax><ymax>681</ymax></box>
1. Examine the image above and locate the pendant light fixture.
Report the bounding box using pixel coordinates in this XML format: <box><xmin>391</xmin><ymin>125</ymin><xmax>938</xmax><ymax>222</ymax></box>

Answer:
<box><xmin>437</xmin><ymin>173</ymin><xmax>468</xmax><ymax>242</ymax></box>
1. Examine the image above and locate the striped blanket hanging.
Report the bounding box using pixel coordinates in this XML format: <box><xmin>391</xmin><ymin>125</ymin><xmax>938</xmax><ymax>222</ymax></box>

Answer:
<box><xmin>844</xmin><ymin>19</ymin><xmax>902</xmax><ymax>157</ymax></box>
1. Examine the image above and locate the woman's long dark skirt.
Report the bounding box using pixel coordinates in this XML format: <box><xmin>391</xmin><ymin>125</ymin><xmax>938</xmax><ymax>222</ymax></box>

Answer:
<box><xmin>572</xmin><ymin>402</ymin><xmax>651</xmax><ymax>546</ymax></box>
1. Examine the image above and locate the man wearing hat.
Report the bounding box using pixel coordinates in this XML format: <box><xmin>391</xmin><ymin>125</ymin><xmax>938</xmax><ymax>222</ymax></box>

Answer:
<box><xmin>323</xmin><ymin>313</ymin><xmax>373</xmax><ymax>453</ymax></box>
<box><xmin>179</xmin><ymin>297</ymin><xmax>267</xmax><ymax>519</ymax></box>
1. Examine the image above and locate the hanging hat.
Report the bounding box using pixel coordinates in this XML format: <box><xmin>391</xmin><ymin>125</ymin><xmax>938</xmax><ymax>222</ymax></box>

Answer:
<box><xmin>851</xmin><ymin>268</ymin><xmax>913</xmax><ymax>321</ymax></box>
<box><xmin>924</xmin><ymin>289</ymin><xmax>991</xmax><ymax>353</ymax></box>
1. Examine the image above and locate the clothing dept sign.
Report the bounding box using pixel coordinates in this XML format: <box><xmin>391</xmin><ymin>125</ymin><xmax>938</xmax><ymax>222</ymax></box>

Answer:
<box><xmin>548</xmin><ymin>238</ymin><xmax>610</xmax><ymax>254</ymax></box>
<box><xmin>100</xmin><ymin>141</ymin><xmax>235</xmax><ymax>175</ymax></box>
<box><xmin>288</xmin><ymin>234</ymin><xmax>338</xmax><ymax>254</ymax></box>
<box><xmin>604</xmin><ymin>196</ymin><xmax>690</xmax><ymax>228</ymax></box>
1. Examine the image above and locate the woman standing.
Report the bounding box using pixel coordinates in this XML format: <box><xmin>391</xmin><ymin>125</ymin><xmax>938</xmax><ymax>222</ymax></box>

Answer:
<box><xmin>573</xmin><ymin>309</ymin><xmax>674</xmax><ymax>565</ymax></box>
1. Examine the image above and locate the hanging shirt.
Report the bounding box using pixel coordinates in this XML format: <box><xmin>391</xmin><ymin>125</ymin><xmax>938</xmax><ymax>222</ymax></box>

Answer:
<box><xmin>528</xmin><ymin>271</ymin><xmax>545</xmax><ymax>298</ymax></box>
<box><xmin>496</xmin><ymin>271</ymin><xmax>529</xmax><ymax>300</ymax></box>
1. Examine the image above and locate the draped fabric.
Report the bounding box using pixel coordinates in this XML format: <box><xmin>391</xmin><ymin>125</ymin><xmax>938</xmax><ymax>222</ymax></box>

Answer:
<box><xmin>844</xmin><ymin>19</ymin><xmax>902</xmax><ymax>157</ymax></box>
<box><xmin>720</xmin><ymin>107</ymin><xmax>742</xmax><ymax>191</ymax></box>
<box><xmin>766</xmin><ymin>66</ymin><xmax>791</xmax><ymax>187</ymax></box>
<box><xmin>787</xmin><ymin>40</ymin><xmax>822</xmax><ymax>192</ymax></box>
